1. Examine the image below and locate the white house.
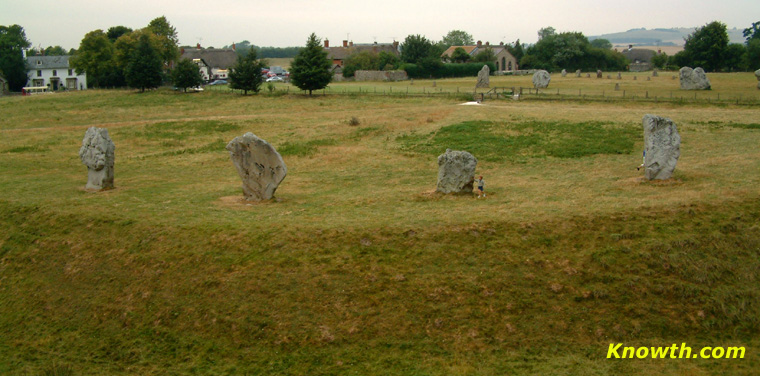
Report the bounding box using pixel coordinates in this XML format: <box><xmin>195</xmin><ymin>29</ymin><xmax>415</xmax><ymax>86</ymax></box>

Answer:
<box><xmin>26</xmin><ymin>55</ymin><xmax>87</xmax><ymax>91</ymax></box>
<box><xmin>180</xmin><ymin>46</ymin><xmax>238</xmax><ymax>82</ymax></box>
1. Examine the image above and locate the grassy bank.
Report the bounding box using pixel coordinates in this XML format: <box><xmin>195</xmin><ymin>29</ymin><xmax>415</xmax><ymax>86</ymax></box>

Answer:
<box><xmin>1</xmin><ymin>86</ymin><xmax>759</xmax><ymax>375</ymax></box>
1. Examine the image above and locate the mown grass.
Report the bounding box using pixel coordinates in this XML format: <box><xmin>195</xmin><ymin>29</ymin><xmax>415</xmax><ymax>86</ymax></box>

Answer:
<box><xmin>1</xmin><ymin>86</ymin><xmax>760</xmax><ymax>375</ymax></box>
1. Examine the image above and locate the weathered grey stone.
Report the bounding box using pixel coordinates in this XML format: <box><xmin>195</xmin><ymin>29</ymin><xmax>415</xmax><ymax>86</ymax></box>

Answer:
<box><xmin>436</xmin><ymin>149</ymin><xmax>477</xmax><ymax>194</ymax></box>
<box><xmin>634</xmin><ymin>76</ymin><xmax>637</xmax><ymax>80</ymax></box>
<box><xmin>586</xmin><ymin>73</ymin><xmax>591</xmax><ymax>78</ymax></box>
<box><xmin>652</xmin><ymin>69</ymin><xmax>659</xmax><ymax>77</ymax></box>
<box><xmin>476</xmin><ymin>65</ymin><xmax>490</xmax><ymax>88</ymax></box>
<box><xmin>642</xmin><ymin>115</ymin><xmax>680</xmax><ymax>180</ymax></box>
<box><xmin>617</xmin><ymin>72</ymin><xmax>622</xmax><ymax>80</ymax></box>
<box><xmin>226</xmin><ymin>132</ymin><xmax>287</xmax><ymax>201</ymax></box>
<box><xmin>597</xmin><ymin>70</ymin><xmax>603</xmax><ymax>78</ymax></box>
<box><xmin>755</xmin><ymin>69</ymin><xmax>760</xmax><ymax>89</ymax></box>
<box><xmin>561</xmin><ymin>69</ymin><xmax>567</xmax><ymax>77</ymax></box>
<box><xmin>679</xmin><ymin>67</ymin><xmax>711</xmax><ymax>90</ymax></box>
<box><xmin>532</xmin><ymin>70</ymin><xmax>551</xmax><ymax>88</ymax></box>
<box><xmin>575</xmin><ymin>69</ymin><xmax>581</xmax><ymax>77</ymax></box>
<box><xmin>614</xmin><ymin>83</ymin><xmax>620</xmax><ymax>91</ymax></box>
<box><xmin>79</xmin><ymin>127</ymin><xmax>115</xmax><ymax>190</ymax></box>
<box><xmin>647</xmin><ymin>76</ymin><xmax>651</xmax><ymax>81</ymax></box>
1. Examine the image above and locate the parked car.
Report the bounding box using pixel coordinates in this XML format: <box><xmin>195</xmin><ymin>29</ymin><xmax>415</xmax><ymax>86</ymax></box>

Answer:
<box><xmin>208</xmin><ymin>80</ymin><xmax>227</xmax><ymax>86</ymax></box>
<box><xmin>266</xmin><ymin>76</ymin><xmax>284</xmax><ymax>82</ymax></box>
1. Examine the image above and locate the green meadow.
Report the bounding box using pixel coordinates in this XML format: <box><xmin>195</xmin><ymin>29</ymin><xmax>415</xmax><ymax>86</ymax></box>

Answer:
<box><xmin>1</xmin><ymin>72</ymin><xmax>759</xmax><ymax>375</ymax></box>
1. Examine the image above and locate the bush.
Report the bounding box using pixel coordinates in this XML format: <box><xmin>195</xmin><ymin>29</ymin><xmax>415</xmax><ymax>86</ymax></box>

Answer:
<box><xmin>403</xmin><ymin>62</ymin><xmax>496</xmax><ymax>79</ymax></box>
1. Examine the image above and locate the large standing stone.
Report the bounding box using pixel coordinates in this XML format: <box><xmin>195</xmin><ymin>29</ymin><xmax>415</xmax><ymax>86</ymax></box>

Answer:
<box><xmin>532</xmin><ymin>70</ymin><xmax>551</xmax><ymax>89</ymax></box>
<box><xmin>755</xmin><ymin>69</ymin><xmax>760</xmax><ymax>89</ymax></box>
<box><xmin>575</xmin><ymin>69</ymin><xmax>581</xmax><ymax>77</ymax></box>
<box><xmin>561</xmin><ymin>69</ymin><xmax>567</xmax><ymax>77</ymax></box>
<box><xmin>436</xmin><ymin>149</ymin><xmax>477</xmax><ymax>194</ymax></box>
<box><xmin>642</xmin><ymin>115</ymin><xmax>680</xmax><ymax>180</ymax></box>
<box><xmin>476</xmin><ymin>65</ymin><xmax>490</xmax><ymax>88</ymax></box>
<box><xmin>679</xmin><ymin>67</ymin><xmax>711</xmax><ymax>90</ymax></box>
<box><xmin>79</xmin><ymin>127</ymin><xmax>115</xmax><ymax>190</ymax></box>
<box><xmin>596</xmin><ymin>70</ymin><xmax>603</xmax><ymax>78</ymax></box>
<box><xmin>652</xmin><ymin>69</ymin><xmax>659</xmax><ymax>77</ymax></box>
<box><xmin>226</xmin><ymin>132</ymin><xmax>287</xmax><ymax>201</ymax></box>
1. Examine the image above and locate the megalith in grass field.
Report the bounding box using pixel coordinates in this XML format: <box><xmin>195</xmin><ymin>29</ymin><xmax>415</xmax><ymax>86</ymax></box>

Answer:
<box><xmin>226</xmin><ymin>132</ymin><xmax>287</xmax><ymax>201</ymax></box>
<box><xmin>679</xmin><ymin>67</ymin><xmax>711</xmax><ymax>90</ymax></box>
<box><xmin>476</xmin><ymin>65</ymin><xmax>490</xmax><ymax>88</ymax></box>
<box><xmin>437</xmin><ymin>149</ymin><xmax>477</xmax><ymax>194</ymax></box>
<box><xmin>79</xmin><ymin>127</ymin><xmax>115</xmax><ymax>191</ymax></box>
<box><xmin>755</xmin><ymin>69</ymin><xmax>760</xmax><ymax>89</ymax></box>
<box><xmin>532</xmin><ymin>70</ymin><xmax>550</xmax><ymax>89</ymax></box>
<box><xmin>642</xmin><ymin>115</ymin><xmax>680</xmax><ymax>180</ymax></box>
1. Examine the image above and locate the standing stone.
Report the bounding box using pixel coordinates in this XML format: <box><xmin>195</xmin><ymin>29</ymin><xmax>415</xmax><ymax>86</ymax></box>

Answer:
<box><xmin>561</xmin><ymin>69</ymin><xmax>567</xmax><ymax>77</ymax></box>
<box><xmin>755</xmin><ymin>69</ymin><xmax>760</xmax><ymax>89</ymax></box>
<box><xmin>586</xmin><ymin>73</ymin><xmax>591</xmax><ymax>78</ymax></box>
<box><xmin>614</xmin><ymin>83</ymin><xmax>621</xmax><ymax>91</ymax></box>
<box><xmin>79</xmin><ymin>127</ymin><xmax>115</xmax><ymax>191</ymax></box>
<box><xmin>476</xmin><ymin>65</ymin><xmax>490</xmax><ymax>88</ymax></box>
<box><xmin>436</xmin><ymin>149</ymin><xmax>477</xmax><ymax>194</ymax></box>
<box><xmin>607</xmin><ymin>75</ymin><xmax>611</xmax><ymax>79</ymax></box>
<box><xmin>532</xmin><ymin>70</ymin><xmax>551</xmax><ymax>88</ymax></box>
<box><xmin>617</xmin><ymin>72</ymin><xmax>622</xmax><ymax>80</ymax></box>
<box><xmin>647</xmin><ymin>76</ymin><xmax>651</xmax><ymax>81</ymax></box>
<box><xmin>633</xmin><ymin>76</ymin><xmax>637</xmax><ymax>81</ymax></box>
<box><xmin>642</xmin><ymin>115</ymin><xmax>680</xmax><ymax>180</ymax></box>
<box><xmin>226</xmin><ymin>132</ymin><xmax>287</xmax><ymax>201</ymax></box>
<box><xmin>596</xmin><ymin>70</ymin><xmax>603</xmax><ymax>78</ymax></box>
<box><xmin>652</xmin><ymin>69</ymin><xmax>659</xmax><ymax>77</ymax></box>
<box><xmin>575</xmin><ymin>69</ymin><xmax>581</xmax><ymax>77</ymax></box>
<box><xmin>679</xmin><ymin>67</ymin><xmax>711</xmax><ymax>90</ymax></box>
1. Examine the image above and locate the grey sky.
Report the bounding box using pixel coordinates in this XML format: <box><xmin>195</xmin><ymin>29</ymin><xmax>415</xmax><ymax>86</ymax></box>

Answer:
<box><xmin>2</xmin><ymin>0</ymin><xmax>758</xmax><ymax>49</ymax></box>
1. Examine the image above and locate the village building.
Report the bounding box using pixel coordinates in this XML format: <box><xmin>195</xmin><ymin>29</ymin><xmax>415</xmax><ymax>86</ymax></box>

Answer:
<box><xmin>441</xmin><ymin>41</ymin><xmax>519</xmax><ymax>72</ymax></box>
<box><xmin>620</xmin><ymin>46</ymin><xmax>656</xmax><ymax>72</ymax></box>
<box><xmin>25</xmin><ymin>55</ymin><xmax>87</xmax><ymax>90</ymax></box>
<box><xmin>324</xmin><ymin>40</ymin><xmax>400</xmax><ymax>73</ymax></box>
<box><xmin>180</xmin><ymin>44</ymin><xmax>238</xmax><ymax>81</ymax></box>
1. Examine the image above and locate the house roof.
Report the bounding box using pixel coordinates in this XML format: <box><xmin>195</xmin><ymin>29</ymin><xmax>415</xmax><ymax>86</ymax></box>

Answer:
<box><xmin>181</xmin><ymin>48</ymin><xmax>238</xmax><ymax>69</ymax></box>
<box><xmin>26</xmin><ymin>55</ymin><xmax>71</xmax><ymax>69</ymax></box>
<box><xmin>621</xmin><ymin>48</ymin><xmax>656</xmax><ymax>63</ymax></box>
<box><xmin>441</xmin><ymin>46</ymin><xmax>477</xmax><ymax>57</ymax></box>
<box><xmin>326</xmin><ymin>43</ymin><xmax>399</xmax><ymax>61</ymax></box>
<box><xmin>441</xmin><ymin>45</ymin><xmax>512</xmax><ymax>58</ymax></box>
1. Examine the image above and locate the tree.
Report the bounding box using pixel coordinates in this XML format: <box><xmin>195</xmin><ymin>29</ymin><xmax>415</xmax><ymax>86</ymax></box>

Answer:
<box><xmin>228</xmin><ymin>47</ymin><xmax>266</xmax><ymax>94</ymax></box>
<box><xmin>474</xmin><ymin>47</ymin><xmax>495</xmax><ymax>63</ymax></box>
<box><xmin>0</xmin><ymin>24</ymin><xmax>31</xmax><ymax>91</ymax></box>
<box><xmin>440</xmin><ymin>30</ymin><xmax>474</xmax><ymax>49</ymax></box>
<box><xmin>590</xmin><ymin>38</ymin><xmax>612</xmax><ymax>49</ymax></box>
<box><xmin>520</xmin><ymin>30</ymin><xmax>626</xmax><ymax>71</ymax></box>
<box><xmin>377</xmin><ymin>51</ymin><xmax>400</xmax><ymax>70</ymax></box>
<box><xmin>106</xmin><ymin>26</ymin><xmax>132</xmax><ymax>42</ymax></box>
<box><xmin>723</xmin><ymin>44</ymin><xmax>747</xmax><ymax>71</ymax></box>
<box><xmin>538</xmin><ymin>27</ymin><xmax>556</xmax><ymax>40</ymax></box>
<box><xmin>451</xmin><ymin>47</ymin><xmax>471</xmax><ymax>63</ymax></box>
<box><xmin>342</xmin><ymin>51</ymin><xmax>379</xmax><ymax>78</ymax></box>
<box><xmin>507</xmin><ymin>39</ymin><xmax>524</xmax><ymax>62</ymax></box>
<box><xmin>401</xmin><ymin>34</ymin><xmax>436</xmax><ymax>64</ymax></box>
<box><xmin>746</xmin><ymin>39</ymin><xmax>760</xmax><ymax>70</ymax></box>
<box><xmin>125</xmin><ymin>33</ymin><xmax>163</xmax><ymax>92</ymax></box>
<box><xmin>171</xmin><ymin>58</ymin><xmax>203</xmax><ymax>92</ymax></box>
<box><xmin>743</xmin><ymin>21</ymin><xmax>760</xmax><ymax>43</ymax></box>
<box><xmin>651</xmin><ymin>52</ymin><xmax>669</xmax><ymax>69</ymax></box>
<box><xmin>682</xmin><ymin>21</ymin><xmax>729</xmax><ymax>72</ymax></box>
<box><xmin>290</xmin><ymin>33</ymin><xmax>332</xmax><ymax>95</ymax></box>
<box><xmin>71</xmin><ymin>30</ymin><xmax>120</xmax><ymax>88</ymax></box>
<box><xmin>147</xmin><ymin>16</ymin><xmax>180</xmax><ymax>68</ymax></box>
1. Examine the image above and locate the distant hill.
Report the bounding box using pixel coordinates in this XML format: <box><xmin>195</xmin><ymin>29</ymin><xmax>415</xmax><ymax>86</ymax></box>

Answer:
<box><xmin>590</xmin><ymin>27</ymin><xmax>746</xmax><ymax>46</ymax></box>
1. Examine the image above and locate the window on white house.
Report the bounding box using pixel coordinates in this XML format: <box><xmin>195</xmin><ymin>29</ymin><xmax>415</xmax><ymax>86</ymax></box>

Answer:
<box><xmin>37</xmin><ymin>70</ymin><xmax>42</xmax><ymax>77</ymax></box>
<box><xmin>52</xmin><ymin>70</ymin><xmax>57</xmax><ymax>76</ymax></box>
<box><xmin>37</xmin><ymin>60</ymin><xmax>42</xmax><ymax>65</ymax></box>
<box><xmin>68</xmin><ymin>69</ymin><xmax>73</xmax><ymax>76</ymax></box>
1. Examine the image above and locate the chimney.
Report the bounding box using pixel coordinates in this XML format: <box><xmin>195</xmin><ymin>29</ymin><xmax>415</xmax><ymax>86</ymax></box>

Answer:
<box><xmin>393</xmin><ymin>41</ymin><xmax>399</xmax><ymax>50</ymax></box>
<box><xmin>349</xmin><ymin>41</ymin><xmax>354</xmax><ymax>47</ymax></box>
<box><xmin>197</xmin><ymin>43</ymin><xmax>201</xmax><ymax>50</ymax></box>
<box><xmin>485</xmin><ymin>41</ymin><xmax>490</xmax><ymax>47</ymax></box>
<box><xmin>343</xmin><ymin>40</ymin><xmax>348</xmax><ymax>48</ymax></box>
<box><xmin>500</xmin><ymin>41</ymin><xmax>504</xmax><ymax>46</ymax></box>
<box><xmin>477</xmin><ymin>40</ymin><xmax>482</xmax><ymax>48</ymax></box>
<box><xmin>232</xmin><ymin>43</ymin><xmax>236</xmax><ymax>51</ymax></box>
<box><xmin>324</xmin><ymin>39</ymin><xmax>329</xmax><ymax>48</ymax></box>
<box><xmin>180</xmin><ymin>47</ymin><xmax>185</xmax><ymax>55</ymax></box>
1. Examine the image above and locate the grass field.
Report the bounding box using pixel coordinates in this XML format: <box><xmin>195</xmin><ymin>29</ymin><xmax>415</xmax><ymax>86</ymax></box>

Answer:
<box><xmin>1</xmin><ymin>73</ymin><xmax>759</xmax><ymax>375</ymax></box>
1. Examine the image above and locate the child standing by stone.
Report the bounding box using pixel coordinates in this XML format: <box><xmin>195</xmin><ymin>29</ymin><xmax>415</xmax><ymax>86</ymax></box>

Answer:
<box><xmin>476</xmin><ymin>176</ymin><xmax>485</xmax><ymax>198</ymax></box>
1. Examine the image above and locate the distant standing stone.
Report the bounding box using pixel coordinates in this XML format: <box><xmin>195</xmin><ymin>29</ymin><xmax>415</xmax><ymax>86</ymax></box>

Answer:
<box><xmin>652</xmin><ymin>69</ymin><xmax>659</xmax><ymax>77</ymax></box>
<box><xmin>607</xmin><ymin>75</ymin><xmax>611</xmax><ymax>79</ymax></box>
<box><xmin>642</xmin><ymin>115</ymin><xmax>680</xmax><ymax>180</ymax></box>
<box><xmin>633</xmin><ymin>76</ymin><xmax>637</xmax><ymax>81</ymax></box>
<box><xmin>436</xmin><ymin>149</ymin><xmax>477</xmax><ymax>194</ymax></box>
<box><xmin>617</xmin><ymin>72</ymin><xmax>622</xmax><ymax>80</ymax></box>
<box><xmin>597</xmin><ymin>70</ymin><xmax>603</xmax><ymax>78</ymax></box>
<box><xmin>586</xmin><ymin>73</ymin><xmax>591</xmax><ymax>78</ymax></box>
<box><xmin>532</xmin><ymin>70</ymin><xmax>551</xmax><ymax>88</ymax></box>
<box><xmin>561</xmin><ymin>69</ymin><xmax>567</xmax><ymax>77</ymax></box>
<box><xmin>79</xmin><ymin>127</ymin><xmax>115</xmax><ymax>191</ymax></box>
<box><xmin>755</xmin><ymin>69</ymin><xmax>760</xmax><ymax>89</ymax></box>
<box><xmin>614</xmin><ymin>83</ymin><xmax>620</xmax><ymax>91</ymax></box>
<box><xmin>476</xmin><ymin>65</ymin><xmax>490</xmax><ymax>88</ymax></box>
<box><xmin>576</xmin><ymin>69</ymin><xmax>581</xmax><ymax>77</ymax></box>
<box><xmin>679</xmin><ymin>67</ymin><xmax>711</xmax><ymax>90</ymax></box>
<box><xmin>226</xmin><ymin>132</ymin><xmax>287</xmax><ymax>201</ymax></box>
<box><xmin>647</xmin><ymin>76</ymin><xmax>651</xmax><ymax>81</ymax></box>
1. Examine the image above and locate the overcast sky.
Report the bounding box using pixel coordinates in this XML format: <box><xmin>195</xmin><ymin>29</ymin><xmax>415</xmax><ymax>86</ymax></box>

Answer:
<box><xmin>2</xmin><ymin>0</ymin><xmax>758</xmax><ymax>49</ymax></box>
